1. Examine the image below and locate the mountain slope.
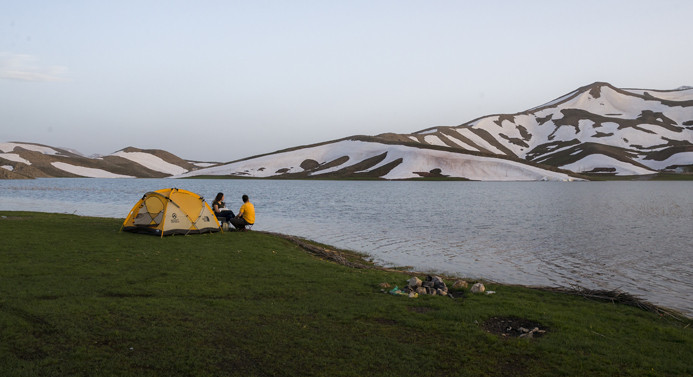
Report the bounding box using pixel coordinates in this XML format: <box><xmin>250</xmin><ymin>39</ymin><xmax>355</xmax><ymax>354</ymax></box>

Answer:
<box><xmin>0</xmin><ymin>143</ymin><xmax>218</xmax><ymax>179</ymax></box>
<box><xmin>393</xmin><ymin>82</ymin><xmax>693</xmax><ymax>175</ymax></box>
<box><xmin>177</xmin><ymin>139</ymin><xmax>579</xmax><ymax>181</ymax></box>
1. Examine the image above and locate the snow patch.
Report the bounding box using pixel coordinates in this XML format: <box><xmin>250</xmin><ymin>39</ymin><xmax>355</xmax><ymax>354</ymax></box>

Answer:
<box><xmin>636</xmin><ymin>152</ymin><xmax>693</xmax><ymax>170</ymax></box>
<box><xmin>0</xmin><ymin>153</ymin><xmax>31</xmax><ymax>165</ymax></box>
<box><xmin>623</xmin><ymin>87</ymin><xmax>693</xmax><ymax>101</ymax></box>
<box><xmin>441</xmin><ymin>135</ymin><xmax>479</xmax><ymax>152</ymax></box>
<box><xmin>111</xmin><ymin>151</ymin><xmax>187</xmax><ymax>175</ymax></box>
<box><xmin>378</xmin><ymin>146</ymin><xmax>575</xmax><ymax>181</ymax></box>
<box><xmin>1</xmin><ymin>165</ymin><xmax>14</xmax><ymax>171</ymax></box>
<box><xmin>178</xmin><ymin>141</ymin><xmax>370</xmax><ymax>178</ymax></box>
<box><xmin>585</xmin><ymin>123</ymin><xmax>667</xmax><ymax>149</ymax></box>
<box><xmin>0</xmin><ymin>142</ymin><xmax>59</xmax><ymax>155</ymax></box>
<box><xmin>423</xmin><ymin>135</ymin><xmax>448</xmax><ymax>147</ymax></box>
<box><xmin>192</xmin><ymin>162</ymin><xmax>217</xmax><ymax>168</ymax></box>
<box><xmin>51</xmin><ymin>162</ymin><xmax>135</xmax><ymax>178</ymax></box>
<box><xmin>453</xmin><ymin>128</ymin><xmax>506</xmax><ymax>155</ymax></box>
<box><xmin>534</xmin><ymin>145</ymin><xmax>579</xmax><ymax>161</ymax></box>
<box><xmin>636</xmin><ymin>124</ymin><xmax>692</xmax><ymax>141</ymax></box>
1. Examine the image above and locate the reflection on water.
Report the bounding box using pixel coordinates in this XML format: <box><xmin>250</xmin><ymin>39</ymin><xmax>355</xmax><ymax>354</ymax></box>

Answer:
<box><xmin>1</xmin><ymin>178</ymin><xmax>692</xmax><ymax>316</ymax></box>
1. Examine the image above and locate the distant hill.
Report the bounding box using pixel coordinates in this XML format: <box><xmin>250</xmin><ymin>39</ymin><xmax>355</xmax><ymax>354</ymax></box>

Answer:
<box><xmin>2</xmin><ymin>82</ymin><xmax>692</xmax><ymax>180</ymax></box>
<box><xmin>0</xmin><ymin>143</ymin><xmax>219</xmax><ymax>179</ymax></box>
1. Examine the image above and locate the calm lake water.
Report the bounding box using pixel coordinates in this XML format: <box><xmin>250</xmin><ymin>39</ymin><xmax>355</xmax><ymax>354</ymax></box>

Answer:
<box><xmin>1</xmin><ymin>178</ymin><xmax>691</xmax><ymax>316</ymax></box>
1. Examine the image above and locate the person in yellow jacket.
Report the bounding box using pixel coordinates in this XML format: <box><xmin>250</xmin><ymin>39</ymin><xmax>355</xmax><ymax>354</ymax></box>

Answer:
<box><xmin>230</xmin><ymin>194</ymin><xmax>255</xmax><ymax>230</ymax></box>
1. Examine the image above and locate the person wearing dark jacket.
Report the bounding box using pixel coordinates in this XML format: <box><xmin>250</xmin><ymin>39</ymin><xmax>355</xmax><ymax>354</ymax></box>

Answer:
<box><xmin>211</xmin><ymin>192</ymin><xmax>235</xmax><ymax>223</ymax></box>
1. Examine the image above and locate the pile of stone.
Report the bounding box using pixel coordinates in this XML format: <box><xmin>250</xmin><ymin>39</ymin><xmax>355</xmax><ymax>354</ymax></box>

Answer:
<box><xmin>380</xmin><ymin>277</ymin><xmax>448</xmax><ymax>298</ymax></box>
<box><xmin>403</xmin><ymin>275</ymin><xmax>450</xmax><ymax>297</ymax></box>
<box><xmin>381</xmin><ymin>276</ymin><xmax>492</xmax><ymax>299</ymax></box>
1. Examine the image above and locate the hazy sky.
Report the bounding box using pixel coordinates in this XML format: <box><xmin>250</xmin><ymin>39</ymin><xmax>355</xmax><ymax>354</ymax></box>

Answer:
<box><xmin>2</xmin><ymin>1</ymin><xmax>692</xmax><ymax>161</ymax></box>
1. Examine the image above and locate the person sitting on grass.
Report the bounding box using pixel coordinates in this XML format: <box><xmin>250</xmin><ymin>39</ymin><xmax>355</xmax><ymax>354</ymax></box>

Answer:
<box><xmin>230</xmin><ymin>194</ymin><xmax>255</xmax><ymax>230</ymax></box>
<box><xmin>212</xmin><ymin>192</ymin><xmax>235</xmax><ymax>224</ymax></box>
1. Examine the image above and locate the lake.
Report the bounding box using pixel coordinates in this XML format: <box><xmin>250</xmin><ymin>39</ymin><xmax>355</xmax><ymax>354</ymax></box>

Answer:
<box><xmin>1</xmin><ymin>178</ymin><xmax>691</xmax><ymax>317</ymax></box>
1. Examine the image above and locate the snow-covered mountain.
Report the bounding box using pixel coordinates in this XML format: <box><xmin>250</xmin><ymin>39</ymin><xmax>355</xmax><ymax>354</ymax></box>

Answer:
<box><xmin>2</xmin><ymin>82</ymin><xmax>691</xmax><ymax>180</ymax></box>
<box><xmin>396</xmin><ymin>82</ymin><xmax>693</xmax><ymax>176</ymax></box>
<box><xmin>178</xmin><ymin>82</ymin><xmax>692</xmax><ymax>180</ymax></box>
<box><xmin>175</xmin><ymin>139</ymin><xmax>577</xmax><ymax>181</ymax></box>
<box><xmin>0</xmin><ymin>143</ymin><xmax>218</xmax><ymax>179</ymax></box>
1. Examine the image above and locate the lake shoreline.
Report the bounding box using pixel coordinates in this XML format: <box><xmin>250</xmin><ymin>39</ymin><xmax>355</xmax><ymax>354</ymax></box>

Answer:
<box><xmin>5</xmin><ymin>209</ymin><xmax>690</xmax><ymax>321</ymax></box>
<box><xmin>2</xmin><ymin>178</ymin><xmax>692</xmax><ymax>318</ymax></box>
<box><xmin>2</xmin><ymin>211</ymin><xmax>692</xmax><ymax>376</ymax></box>
<box><xmin>262</xmin><ymin>227</ymin><xmax>691</xmax><ymax>321</ymax></box>
<box><xmin>4</xmin><ymin>209</ymin><xmax>693</xmax><ymax>320</ymax></box>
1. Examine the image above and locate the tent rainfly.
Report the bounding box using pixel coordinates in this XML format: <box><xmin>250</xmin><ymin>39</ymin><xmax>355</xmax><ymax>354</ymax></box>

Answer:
<box><xmin>121</xmin><ymin>188</ymin><xmax>220</xmax><ymax>236</ymax></box>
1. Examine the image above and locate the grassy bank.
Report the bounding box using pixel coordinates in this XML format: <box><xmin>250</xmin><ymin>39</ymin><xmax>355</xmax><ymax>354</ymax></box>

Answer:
<box><xmin>1</xmin><ymin>212</ymin><xmax>691</xmax><ymax>376</ymax></box>
<box><xmin>584</xmin><ymin>172</ymin><xmax>693</xmax><ymax>181</ymax></box>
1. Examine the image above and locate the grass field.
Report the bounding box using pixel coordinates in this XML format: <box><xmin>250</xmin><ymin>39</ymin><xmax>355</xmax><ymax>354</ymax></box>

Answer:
<box><xmin>1</xmin><ymin>212</ymin><xmax>691</xmax><ymax>376</ymax></box>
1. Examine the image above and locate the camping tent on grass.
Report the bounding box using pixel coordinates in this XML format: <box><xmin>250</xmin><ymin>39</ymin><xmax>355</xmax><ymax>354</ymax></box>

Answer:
<box><xmin>122</xmin><ymin>188</ymin><xmax>220</xmax><ymax>236</ymax></box>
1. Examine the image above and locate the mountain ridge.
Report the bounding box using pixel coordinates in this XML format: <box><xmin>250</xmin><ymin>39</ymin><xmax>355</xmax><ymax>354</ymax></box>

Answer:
<box><xmin>2</xmin><ymin>82</ymin><xmax>692</xmax><ymax>180</ymax></box>
<box><xmin>386</xmin><ymin>81</ymin><xmax>693</xmax><ymax>176</ymax></box>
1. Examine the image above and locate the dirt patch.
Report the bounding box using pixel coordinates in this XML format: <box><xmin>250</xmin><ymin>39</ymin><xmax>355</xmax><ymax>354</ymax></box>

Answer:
<box><xmin>300</xmin><ymin>159</ymin><xmax>320</xmax><ymax>170</ymax></box>
<box><xmin>413</xmin><ymin>168</ymin><xmax>448</xmax><ymax>178</ymax></box>
<box><xmin>263</xmin><ymin>232</ymin><xmax>374</xmax><ymax>269</ymax></box>
<box><xmin>481</xmin><ymin>316</ymin><xmax>547</xmax><ymax>338</ymax></box>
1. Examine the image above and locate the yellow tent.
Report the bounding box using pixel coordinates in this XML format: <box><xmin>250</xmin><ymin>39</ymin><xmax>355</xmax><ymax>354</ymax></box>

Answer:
<box><xmin>122</xmin><ymin>188</ymin><xmax>220</xmax><ymax>236</ymax></box>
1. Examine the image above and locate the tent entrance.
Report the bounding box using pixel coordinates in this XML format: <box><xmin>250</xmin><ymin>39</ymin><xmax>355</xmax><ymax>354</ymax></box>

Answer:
<box><xmin>132</xmin><ymin>194</ymin><xmax>167</xmax><ymax>227</ymax></box>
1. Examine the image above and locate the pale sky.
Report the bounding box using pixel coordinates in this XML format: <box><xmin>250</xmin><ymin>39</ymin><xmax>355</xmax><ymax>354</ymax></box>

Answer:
<box><xmin>1</xmin><ymin>0</ymin><xmax>692</xmax><ymax>162</ymax></box>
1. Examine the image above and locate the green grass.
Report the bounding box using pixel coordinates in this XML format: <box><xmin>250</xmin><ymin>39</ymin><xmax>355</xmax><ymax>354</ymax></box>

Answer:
<box><xmin>1</xmin><ymin>212</ymin><xmax>691</xmax><ymax>376</ymax></box>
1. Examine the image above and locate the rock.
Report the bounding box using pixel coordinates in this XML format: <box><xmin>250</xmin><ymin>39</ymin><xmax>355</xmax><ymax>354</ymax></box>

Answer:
<box><xmin>431</xmin><ymin>276</ymin><xmax>446</xmax><ymax>289</ymax></box>
<box><xmin>452</xmin><ymin>280</ymin><xmax>468</xmax><ymax>289</ymax></box>
<box><xmin>379</xmin><ymin>282</ymin><xmax>391</xmax><ymax>289</ymax></box>
<box><xmin>416</xmin><ymin>287</ymin><xmax>427</xmax><ymax>295</ymax></box>
<box><xmin>436</xmin><ymin>288</ymin><xmax>447</xmax><ymax>296</ymax></box>
<box><xmin>407</xmin><ymin>276</ymin><xmax>422</xmax><ymax>288</ymax></box>
<box><xmin>408</xmin><ymin>291</ymin><xmax>418</xmax><ymax>298</ymax></box>
<box><xmin>471</xmin><ymin>283</ymin><xmax>486</xmax><ymax>293</ymax></box>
